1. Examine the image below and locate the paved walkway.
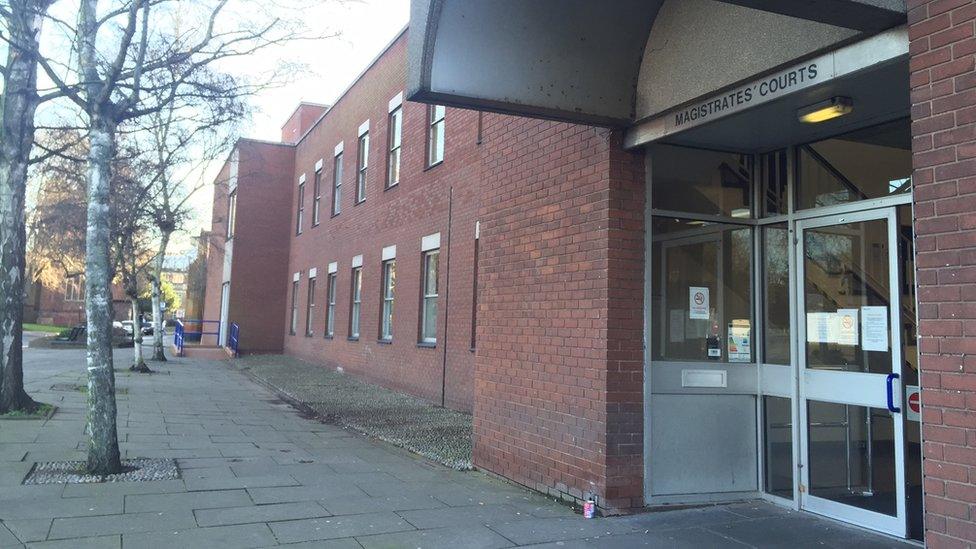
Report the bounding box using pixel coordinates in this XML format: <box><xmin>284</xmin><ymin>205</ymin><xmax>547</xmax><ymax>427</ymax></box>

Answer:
<box><xmin>0</xmin><ymin>347</ymin><xmax>917</xmax><ymax>548</ymax></box>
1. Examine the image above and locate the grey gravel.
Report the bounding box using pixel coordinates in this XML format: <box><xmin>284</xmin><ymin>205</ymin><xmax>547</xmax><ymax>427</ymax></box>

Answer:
<box><xmin>235</xmin><ymin>354</ymin><xmax>473</xmax><ymax>469</ymax></box>
<box><xmin>23</xmin><ymin>458</ymin><xmax>180</xmax><ymax>485</ymax></box>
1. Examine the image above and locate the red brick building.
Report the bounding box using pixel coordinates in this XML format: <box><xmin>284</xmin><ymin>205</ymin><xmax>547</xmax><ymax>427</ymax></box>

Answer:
<box><xmin>204</xmin><ymin>1</ymin><xmax>976</xmax><ymax>544</ymax></box>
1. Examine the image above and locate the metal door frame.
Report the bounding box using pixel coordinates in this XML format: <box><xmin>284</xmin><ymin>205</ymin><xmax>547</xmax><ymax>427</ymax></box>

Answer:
<box><xmin>795</xmin><ymin>206</ymin><xmax>906</xmax><ymax>537</ymax></box>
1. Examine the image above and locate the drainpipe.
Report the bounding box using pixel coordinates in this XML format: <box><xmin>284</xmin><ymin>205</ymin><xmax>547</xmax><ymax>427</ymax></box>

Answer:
<box><xmin>441</xmin><ymin>187</ymin><xmax>454</xmax><ymax>408</ymax></box>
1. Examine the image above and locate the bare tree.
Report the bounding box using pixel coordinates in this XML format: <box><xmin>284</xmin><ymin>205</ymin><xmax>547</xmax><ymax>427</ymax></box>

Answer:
<box><xmin>29</xmin><ymin>0</ymin><xmax>322</xmax><ymax>474</ymax></box>
<box><xmin>0</xmin><ymin>0</ymin><xmax>55</xmax><ymax>415</ymax></box>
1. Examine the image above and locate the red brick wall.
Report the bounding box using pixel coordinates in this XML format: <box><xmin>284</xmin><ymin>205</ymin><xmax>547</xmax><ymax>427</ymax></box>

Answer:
<box><xmin>282</xmin><ymin>104</ymin><xmax>329</xmax><ymax>145</ymax></box>
<box><xmin>281</xmin><ymin>32</ymin><xmax>480</xmax><ymax>412</ymax></box>
<box><xmin>909</xmin><ymin>1</ymin><xmax>976</xmax><ymax>546</ymax></box>
<box><xmin>474</xmin><ymin>115</ymin><xmax>645</xmax><ymax>512</ymax></box>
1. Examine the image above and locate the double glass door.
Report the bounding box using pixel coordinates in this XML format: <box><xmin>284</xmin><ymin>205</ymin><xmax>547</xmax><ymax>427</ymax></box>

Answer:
<box><xmin>795</xmin><ymin>206</ymin><xmax>919</xmax><ymax>538</ymax></box>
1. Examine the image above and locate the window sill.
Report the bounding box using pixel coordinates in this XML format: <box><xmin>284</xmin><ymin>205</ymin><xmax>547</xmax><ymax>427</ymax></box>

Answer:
<box><xmin>305</xmin><ymin>333</ymin><xmax>314</xmax><ymax>338</ymax></box>
<box><xmin>469</xmin><ymin>347</ymin><xmax>476</xmax><ymax>353</ymax></box>
<box><xmin>312</xmin><ymin>222</ymin><xmax>320</xmax><ymax>228</ymax></box>
<box><xmin>354</xmin><ymin>198</ymin><xmax>366</xmax><ymax>207</ymax></box>
<box><xmin>417</xmin><ymin>341</ymin><xmax>436</xmax><ymax>349</ymax></box>
<box><xmin>377</xmin><ymin>338</ymin><xmax>393</xmax><ymax>345</ymax></box>
<box><xmin>288</xmin><ymin>332</ymin><xmax>296</xmax><ymax>337</ymax></box>
<box><xmin>384</xmin><ymin>183</ymin><xmax>399</xmax><ymax>192</ymax></box>
<box><xmin>324</xmin><ymin>335</ymin><xmax>334</xmax><ymax>340</ymax></box>
<box><xmin>423</xmin><ymin>160</ymin><xmax>443</xmax><ymax>172</ymax></box>
<box><xmin>331</xmin><ymin>212</ymin><xmax>340</xmax><ymax>219</ymax></box>
<box><xmin>347</xmin><ymin>336</ymin><xmax>360</xmax><ymax>342</ymax></box>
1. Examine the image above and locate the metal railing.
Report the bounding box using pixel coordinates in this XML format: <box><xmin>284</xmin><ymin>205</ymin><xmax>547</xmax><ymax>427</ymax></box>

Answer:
<box><xmin>229</xmin><ymin>323</ymin><xmax>240</xmax><ymax>357</ymax></box>
<box><xmin>174</xmin><ymin>319</ymin><xmax>223</xmax><ymax>357</ymax></box>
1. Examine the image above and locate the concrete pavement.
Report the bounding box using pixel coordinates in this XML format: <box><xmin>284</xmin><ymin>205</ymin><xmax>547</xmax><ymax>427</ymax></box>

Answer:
<box><xmin>0</xmin><ymin>345</ymin><xmax>916</xmax><ymax>548</ymax></box>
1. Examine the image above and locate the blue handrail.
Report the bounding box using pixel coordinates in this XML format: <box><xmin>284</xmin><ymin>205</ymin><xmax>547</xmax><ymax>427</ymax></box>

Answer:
<box><xmin>229</xmin><ymin>323</ymin><xmax>240</xmax><ymax>358</ymax></box>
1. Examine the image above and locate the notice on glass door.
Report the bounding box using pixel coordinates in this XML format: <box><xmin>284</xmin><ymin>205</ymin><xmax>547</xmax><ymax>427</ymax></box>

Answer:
<box><xmin>836</xmin><ymin>309</ymin><xmax>859</xmax><ymax>346</ymax></box>
<box><xmin>689</xmin><ymin>287</ymin><xmax>710</xmax><ymax>320</ymax></box>
<box><xmin>861</xmin><ymin>306</ymin><xmax>889</xmax><ymax>351</ymax></box>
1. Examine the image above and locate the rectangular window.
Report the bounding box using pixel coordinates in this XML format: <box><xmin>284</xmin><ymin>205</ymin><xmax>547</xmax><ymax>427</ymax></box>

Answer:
<box><xmin>357</xmin><ymin>132</ymin><xmax>369</xmax><ymax>203</ymax></box>
<box><xmin>332</xmin><ymin>153</ymin><xmax>343</xmax><ymax>216</ymax></box>
<box><xmin>65</xmin><ymin>275</ymin><xmax>85</xmax><ymax>302</ymax></box>
<box><xmin>427</xmin><ymin>104</ymin><xmax>445</xmax><ymax>167</ymax></box>
<box><xmin>296</xmin><ymin>181</ymin><xmax>305</xmax><ymax>235</ymax></box>
<box><xmin>305</xmin><ymin>277</ymin><xmax>316</xmax><ymax>337</ymax></box>
<box><xmin>325</xmin><ymin>272</ymin><xmax>337</xmax><ymax>338</ymax></box>
<box><xmin>312</xmin><ymin>170</ymin><xmax>322</xmax><ymax>225</ymax></box>
<box><xmin>420</xmin><ymin>250</ymin><xmax>439</xmax><ymax>343</ymax></box>
<box><xmin>349</xmin><ymin>267</ymin><xmax>362</xmax><ymax>339</ymax></box>
<box><xmin>387</xmin><ymin>107</ymin><xmax>402</xmax><ymax>188</ymax></box>
<box><xmin>380</xmin><ymin>260</ymin><xmax>396</xmax><ymax>340</ymax></box>
<box><xmin>226</xmin><ymin>191</ymin><xmax>237</xmax><ymax>239</ymax></box>
<box><xmin>289</xmin><ymin>280</ymin><xmax>299</xmax><ymax>335</ymax></box>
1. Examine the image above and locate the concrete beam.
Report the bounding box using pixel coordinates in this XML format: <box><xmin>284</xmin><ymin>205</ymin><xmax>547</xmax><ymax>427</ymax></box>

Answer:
<box><xmin>715</xmin><ymin>0</ymin><xmax>906</xmax><ymax>33</ymax></box>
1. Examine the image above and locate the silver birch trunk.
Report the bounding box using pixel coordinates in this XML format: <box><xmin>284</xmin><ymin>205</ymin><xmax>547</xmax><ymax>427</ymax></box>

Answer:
<box><xmin>0</xmin><ymin>1</ymin><xmax>49</xmax><ymax>414</ymax></box>
<box><xmin>84</xmin><ymin>116</ymin><xmax>122</xmax><ymax>474</ymax></box>
<box><xmin>150</xmin><ymin>231</ymin><xmax>169</xmax><ymax>361</ymax></box>
<box><xmin>130</xmin><ymin>297</ymin><xmax>146</xmax><ymax>369</ymax></box>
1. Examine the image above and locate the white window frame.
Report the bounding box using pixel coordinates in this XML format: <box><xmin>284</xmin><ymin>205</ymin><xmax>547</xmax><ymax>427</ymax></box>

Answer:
<box><xmin>350</xmin><ymin>266</ymin><xmax>362</xmax><ymax>339</ymax></box>
<box><xmin>387</xmin><ymin>106</ymin><xmax>402</xmax><ymax>188</ymax></box>
<box><xmin>427</xmin><ymin>104</ymin><xmax>446</xmax><ymax>167</ymax></box>
<box><xmin>332</xmin><ymin>149</ymin><xmax>343</xmax><ymax>216</ymax></box>
<box><xmin>305</xmin><ymin>276</ymin><xmax>316</xmax><ymax>337</ymax></box>
<box><xmin>420</xmin><ymin>249</ymin><xmax>439</xmax><ymax>344</ymax></box>
<box><xmin>357</xmin><ymin>131</ymin><xmax>369</xmax><ymax>203</ymax></box>
<box><xmin>312</xmin><ymin>169</ymin><xmax>322</xmax><ymax>226</ymax></box>
<box><xmin>380</xmin><ymin>259</ymin><xmax>396</xmax><ymax>341</ymax></box>
<box><xmin>325</xmin><ymin>272</ymin><xmax>337</xmax><ymax>338</ymax></box>
<box><xmin>226</xmin><ymin>191</ymin><xmax>237</xmax><ymax>240</ymax></box>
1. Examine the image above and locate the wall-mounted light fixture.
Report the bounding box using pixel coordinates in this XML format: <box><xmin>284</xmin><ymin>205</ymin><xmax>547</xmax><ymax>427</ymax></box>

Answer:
<box><xmin>798</xmin><ymin>97</ymin><xmax>853</xmax><ymax>124</ymax></box>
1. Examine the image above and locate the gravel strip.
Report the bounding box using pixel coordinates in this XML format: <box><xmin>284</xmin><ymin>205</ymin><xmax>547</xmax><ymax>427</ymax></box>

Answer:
<box><xmin>234</xmin><ymin>355</ymin><xmax>473</xmax><ymax>470</ymax></box>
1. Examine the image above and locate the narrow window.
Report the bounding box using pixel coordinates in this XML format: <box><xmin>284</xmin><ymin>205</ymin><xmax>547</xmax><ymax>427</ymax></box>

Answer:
<box><xmin>427</xmin><ymin>104</ymin><xmax>446</xmax><ymax>167</ymax></box>
<box><xmin>387</xmin><ymin>106</ymin><xmax>402</xmax><ymax>188</ymax></box>
<box><xmin>380</xmin><ymin>259</ymin><xmax>396</xmax><ymax>340</ymax></box>
<box><xmin>471</xmin><ymin>230</ymin><xmax>479</xmax><ymax>349</ymax></box>
<box><xmin>305</xmin><ymin>277</ymin><xmax>316</xmax><ymax>337</ymax></box>
<box><xmin>357</xmin><ymin>132</ymin><xmax>369</xmax><ymax>203</ymax></box>
<box><xmin>289</xmin><ymin>280</ymin><xmax>299</xmax><ymax>335</ymax></box>
<box><xmin>349</xmin><ymin>267</ymin><xmax>362</xmax><ymax>339</ymax></box>
<box><xmin>226</xmin><ymin>191</ymin><xmax>237</xmax><ymax>239</ymax></box>
<box><xmin>332</xmin><ymin>153</ymin><xmax>343</xmax><ymax>216</ymax></box>
<box><xmin>312</xmin><ymin>170</ymin><xmax>322</xmax><ymax>225</ymax></box>
<box><xmin>65</xmin><ymin>275</ymin><xmax>85</xmax><ymax>302</ymax></box>
<box><xmin>420</xmin><ymin>250</ymin><xmax>439</xmax><ymax>344</ymax></box>
<box><xmin>296</xmin><ymin>181</ymin><xmax>305</xmax><ymax>235</ymax></box>
<box><xmin>324</xmin><ymin>272</ymin><xmax>336</xmax><ymax>338</ymax></box>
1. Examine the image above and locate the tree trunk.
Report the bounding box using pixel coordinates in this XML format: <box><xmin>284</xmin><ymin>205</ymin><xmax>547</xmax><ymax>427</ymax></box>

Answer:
<box><xmin>150</xmin><ymin>231</ymin><xmax>169</xmax><ymax>361</ymax></box>
<box><xmin>84</xmin><ymin>116</ymin><xmax>122</xmax><ymax>475</ymax></box>
<box><xmin>0</xmin><ymin>2</ymin><xmax>49</xmax><ymax>414</ymax></box>
<box><xmin>129</xmin><ymin>297</ymin><xmax>150</xmax><ymax>373</ymax></box>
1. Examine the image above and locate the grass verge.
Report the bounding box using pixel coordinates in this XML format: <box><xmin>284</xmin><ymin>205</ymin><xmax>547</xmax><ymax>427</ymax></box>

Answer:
<box><xmin>0</xmin><ymin>402</ymin><xmax>56</xmax><ymax>420</ymax></box>
<box><xmin>23</xmin><ymin>323</ymin><xmax>70</xmax><ymax>334</ymax></box>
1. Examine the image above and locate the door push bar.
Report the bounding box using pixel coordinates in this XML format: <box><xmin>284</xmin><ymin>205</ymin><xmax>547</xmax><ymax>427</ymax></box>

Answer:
<box><xmin>886</xmin><ymin>373</ymin><xmax>900</xmax><ymax>413</ymax></box>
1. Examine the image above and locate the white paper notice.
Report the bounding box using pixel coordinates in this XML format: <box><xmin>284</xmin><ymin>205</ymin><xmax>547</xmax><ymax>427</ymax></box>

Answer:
<box><xmin>689</xmin><ymin>287</ymin><xmax>709</xmax><ymax>320</ymax></box>
<box><xmin>861</xmin><ymin>306</ymin><xmax>889</xmax><ymax>351</ymax></box>
<box><xmin>806</xmin><ymin>312</ymin><xmax>830</xmax><ymax>343</ymax></box>
<box><xmin>836</xmin><ymin>309</ymin><xmax>859</xmax><ymax>346</ymax></box>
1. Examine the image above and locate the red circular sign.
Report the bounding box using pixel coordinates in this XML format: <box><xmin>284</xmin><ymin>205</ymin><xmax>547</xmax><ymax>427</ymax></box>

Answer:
<box><xmin>908</xmin><ymin>392</ymin><xmax>920</xmax><ymax>414</ymax></box>
<box><xmin>842</xmin><ymin>316</ymin><xmax>854</xmax><ymax>329</ymax></box>
<box><xmin>694</xmin><ymin>292</ymin><xmax>705</xmax><ymax>305</ymax></box>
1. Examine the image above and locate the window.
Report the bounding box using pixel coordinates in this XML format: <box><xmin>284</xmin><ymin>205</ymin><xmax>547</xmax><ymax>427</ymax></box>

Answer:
<box><xmin>289</xmin><ymin>279</ymin><xmax>299</xmax><ymax>335</ymax></box>
<box><xmin>332</xmin><ymin>153</ymin><xmax>343</xmax><ymax>216</ymax></box>
<box><xmin>650</xmin><ymin>144</ymin><xmax>752</xmax><ymax>218</ymax></box>
<box><xmin>350</xmin><ymin>267</ymin><xmax>362</xmax><ymax>339</ymax></box>
<box><xmin>296</xmin><ymin>180</ymin><xmax>305</xmax><ymax>235</ymax></box>
<box><xmin>387</xmin><ymin>106</ymin><xmax>402</xmax><ymax>188</ymax></box>
<box><xmin>380</xmin><ymin>260</ymin><xmax>396</xmax><ymax>340</ymax></box>
<box><xmin>305</xmin><ymin>277</ymin><xmax>316</xmax><ymax>337</ymax></box>
<box><xmin>427</xmin><ymin>104</ymin><xmax>445</xmax><ymax>167</ymax></box>
<box><xmin>312</xmin><ymin>170</ymin><xmax>322</xmax><ymax>225</ymax></box>
<box><xmin>65</xmin><ymin>275</ymin><xmax>85</xmax><ymax>302</ymax></box>
<box><xmin>357</xmin><ymin>132</ymin><xmax>369</xmax><ymax>203</ymax></box>
<box><xmin>420</xmin><ymin>250</ymin><xmax>439</xmax><ymax>343</ymax></box>
<box><xmin>226</xmin><ymin>191</ymin><xmax>237</xmax><ymax>239</ymax></box>
<box><xmin>325</xmin><ymin>272</ymin><xmax>337</xmax><ymax>338</ymax></box>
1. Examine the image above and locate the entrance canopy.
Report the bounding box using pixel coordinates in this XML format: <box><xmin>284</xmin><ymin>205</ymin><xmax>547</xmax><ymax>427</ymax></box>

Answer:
<box><xmin>408</xmin><ymin>0</ymin><xmax>907</xmax><ymax>128</ymax></box>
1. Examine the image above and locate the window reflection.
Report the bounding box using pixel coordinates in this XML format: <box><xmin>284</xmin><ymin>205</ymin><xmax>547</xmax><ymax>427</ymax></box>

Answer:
<box><xmin>651</xmin><ymin>145</ymin><xmax>752</xmax><ymax>218</ymax></box>
<box><xmin>651</xmin><ymin>217</ymin><xmax>753</xmax><ymax>362</ymax></box>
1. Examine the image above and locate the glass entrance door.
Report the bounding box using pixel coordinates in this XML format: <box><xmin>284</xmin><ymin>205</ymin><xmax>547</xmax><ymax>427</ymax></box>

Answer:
<box><xmin>796</xmin><ymin>207</ymin><xmax>906</xmax><ymax>537</ymax></box>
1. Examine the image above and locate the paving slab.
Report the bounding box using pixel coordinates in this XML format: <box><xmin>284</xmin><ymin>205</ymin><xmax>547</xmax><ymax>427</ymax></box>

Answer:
<box><xmin>122</xmin><ymin>523</ymin><xmax>277</xmax><ymax>549</ymax></box>
<box><xmin>123</xmin><ymin>490</ymin><xmax>252</xmax><ymax>513</ymax></box>
<box><xmin>358</xmin><ymin>524</ymin><xmax>515</xmax><ymax>549</ymax></box>
<box><xmin>48</xmin><ymin>510</ymin><xmax>196</xmax><ymax>539</ymax></box>
<box><xmin>269</xmin><ymin>512</ymin><xmax>416</xmax><ymax>544</ymax></box>
<box><xmin>194</xmin><ymin>501</ymin><xmax>332</xmax><ymax>527</ymax></box>
<box><xmin>26</xmin><ymin>535</ymin><xmax>121</xmax><ymax>549</ymax></box>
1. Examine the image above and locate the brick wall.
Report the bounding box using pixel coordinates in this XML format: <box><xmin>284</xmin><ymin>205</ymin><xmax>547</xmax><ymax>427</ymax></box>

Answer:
<box><xmin>474</xmin><ymin>115</ymin><xmax>645</xmax><ymax>512</ymax></box>
<box><xmin>908</xmin><ymin>1</ymin><xmax>976</xmax><ymax>546</ymax></box>
<box><xmin>281</xmin><ymin>32</ymin><xmax>480</xmax><ymax>412</ymax></box>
